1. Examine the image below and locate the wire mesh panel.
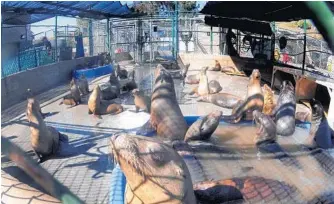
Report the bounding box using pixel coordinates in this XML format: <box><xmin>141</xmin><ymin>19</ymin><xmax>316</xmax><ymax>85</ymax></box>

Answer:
<box><xmin>92</xmin><ymin>20</ymin><xmax>107</xmax><ymax>55</ymax></box>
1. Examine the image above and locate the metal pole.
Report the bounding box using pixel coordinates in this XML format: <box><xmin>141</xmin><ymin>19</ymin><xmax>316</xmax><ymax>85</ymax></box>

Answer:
<box><xmin>55</xmin><ymin>15</ymin><xmax>58</xmax><ymax>62</ymax></box>
<box><xmin>302</xmin><ymin>19</ymin><xmax>307</xmax><ymax>75</ymax></box>
<box><xmin>1</xmin><ymin>137</ymin><xmax>84</xmax><ymax>204</ymax></box>
<box><xmin>150</xmin><ymin>20</ymin><xmax>153</xmax><ymax>62</ymax></box>
<box><xmin>107</xmin><ymin>18</ymin><xmax>110</xmax><ymax>54</ymax></box>
<box><xmin>89</xmin><ymin>19</ymin><xmax>93</xmax><ymax>56</ymax></box>
<box><xmin>210</xmin><ymin>25</ymin><xmax>213</xmax><ymax>54</ymax></box>
<box><xmin>172</xmin><ymin>14</ymin><xmax>175</xmax><ymax>57</ymax></box>
<box><xmin>175</xmin><ymin>1</ymin><xmax>179</xmax><ymax>59</ymax></box>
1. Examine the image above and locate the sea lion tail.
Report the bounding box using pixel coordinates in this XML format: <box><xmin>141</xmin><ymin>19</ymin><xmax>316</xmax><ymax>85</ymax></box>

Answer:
<box><xmin>59</xmin><ymin>100</ymin><xmax>64</xmax><ymax>105</ymax></box>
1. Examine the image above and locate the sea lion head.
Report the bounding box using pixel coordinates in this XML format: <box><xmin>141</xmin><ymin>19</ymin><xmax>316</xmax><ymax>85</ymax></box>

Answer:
<box><xmin>252</xmin><ymin>110</ymin><xmax>276</xmax><ymax>145</ymax></box>
<box><xmin>281</xmin><ymin>80</ymin><xmax>294</xmax><ymax>91</ymax></box>
<box><xmin>154</xmin><ymin>65</ymin><xmax>173</xmax><ymax>85</ymax></box>
<box><xmin>310</xmin><ymin>98</ymin><xmax>325</xmax><ymax>120</ymax></box>
<box><xmin>132</xmin><ymin>88</ymin><xmax>142</xmax><ymax>96</ymax></box>
<box><xmin>201</xmin><ymin>110</ymin><xmax>222</xmax><ymax>134</ymax></box>
<box><xmin>250</xmin><ymin>69</ymin><xmax>261</xmax><ymax>81</ymax></box>
<box><xmin>110</xmin><ymin>133</ymin><xmax>196</xmax><ymax>203</ymax></box>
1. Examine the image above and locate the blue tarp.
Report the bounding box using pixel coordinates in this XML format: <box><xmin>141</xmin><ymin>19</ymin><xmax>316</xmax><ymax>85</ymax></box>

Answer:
<box><xmin>1</xmin><ymin>1</ymin><xmax>141</xmax><ymax>25</ymax></box>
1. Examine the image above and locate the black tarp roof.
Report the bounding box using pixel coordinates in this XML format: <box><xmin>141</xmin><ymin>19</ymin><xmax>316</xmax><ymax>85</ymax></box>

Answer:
<box><xmin>200</xmin><ymin>1</ymin><xmax>334</xmax><ymax>22</ymax></box>
<box><xmin>204</xmin><ymin>16</ymin><xmax>272</xmax><ymax>36</ymax></box>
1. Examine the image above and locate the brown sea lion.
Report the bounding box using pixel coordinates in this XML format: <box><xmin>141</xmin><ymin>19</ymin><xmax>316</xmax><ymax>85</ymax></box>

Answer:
<box><xmin>26</xmin><ymin>89</ymin><xmax>45</xmax><ymax>118</ymax></box>
<box><xmin>88</xmin><ymin>85</ymin><xmax>123</xmax><ymax>118</ymax></box>
<box><xmin>184</xmin><ymin>110</ymin><xmax>222</xmax><ymax>142</ymax></box>
<box><xmin>197</xmin><ymin>93</ymin><xmax>242</xmax><ymax>109</ymax></box>
<box><xmin>110</xmin><ymin>133</ymin><xmax>300</xmax><ymax>204</ymax></box>
<box><xmin>190</xmin><ymin>80</ymin><xmax>222</xmax><ymax>96</ymax></box>
<box><xmin>305</xmin><ymin>98</ymin><xmax>333</xmax><ymax>149</ymax></box>
<box><xmin>110</xmin><ymin>133</ymin><xmax>197</xmax><ymax>204</ymax></box>
<box><xmin>262</xmin><ymin>84</ymin><xmax>276</xmax><ymax>115</ymax></box>
<box><xmin>132</xmin><ymin>89</ymin><xmax>151</xmax><ymax>113</ymax></box>
<box><xmin>208</xmin><ymin>60</ymin><xmax>221</xmax><ymax>71</ymax></box>
<box><xmin>26</xmin><ymin>98</ymin><xmax>67</xmax><ymax>163</ymax></box>
<box><xmin>253</xmin><ymin>110</ymin><xmax>277</xmax><ymax>146</ymax></box>
<box><xmin>150</xmin><ymin>66</ymin><xmax>188</xmax><ymax>141</ymax></box>
<box><xmin>220</xmin><ymin>66</ymin><xmax>239</xmax><ymax>74</ymax></box>
<box><xmin>197</xmin><ymin>67</ymin><xmax>210</xmax><ymax>96</ymax></box>
<box><xmin>222</xmin><ymin>69</ymin><xmax>264</xmax><ymax>122</ymax></box>
<box><xmin>59</xmin><ymin>80</ymin><xmax>81</xmax><ymax>106</ymax></box>
<box><xmin>271</xmin><ymin>80</ymin><xmax>296</xmax><ymax>136</ymax></box>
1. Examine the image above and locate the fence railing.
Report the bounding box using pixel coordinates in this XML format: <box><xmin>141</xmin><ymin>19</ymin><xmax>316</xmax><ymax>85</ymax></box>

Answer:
<box><xmin>2</xmin><ymin>47</ymin><xmax>57</xmax><ymax>78</ymax></box>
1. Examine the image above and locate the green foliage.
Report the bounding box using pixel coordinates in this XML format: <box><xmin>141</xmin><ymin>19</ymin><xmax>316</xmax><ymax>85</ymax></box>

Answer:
<box><xmin>296</xmin><ymin>20</ymin><xmax>312</xmax><ymax>30</ymax></box>
<box><xmin>133</xmin><ymin>1</ymin><xmax>197</xmax><ymax>15</ymax></box>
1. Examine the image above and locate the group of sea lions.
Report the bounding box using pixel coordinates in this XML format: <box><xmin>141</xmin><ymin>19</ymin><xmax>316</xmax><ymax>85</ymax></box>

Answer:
<box><xmin>110</xmin><ymin>62</ymin><xmax>333</xmax><ymax>203</ymax></box>
<box><xmin>25</xmin><ymin>63</ymin><xmax>141</xmax><ymax>162</ymax></box>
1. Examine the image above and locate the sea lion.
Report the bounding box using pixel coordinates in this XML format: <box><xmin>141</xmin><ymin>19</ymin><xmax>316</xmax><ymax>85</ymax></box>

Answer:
<box><xmin>221</xmin><ymin>69</ymin><xmax>264</xmax><ymax>122</ymax></box>
<box><xmin>26</xmin><ymin>98</ymin><xmax>67</xmax><ymax>163</ymax></box>
<box><xmin>26</xmin><ymin>89</ymin><xmax>45</xmax><ymax>118</ymax></box>
<box><xmin>184</xmin><ymin>74</ymin><xmax>200</xmax><ymax>84</ymax></box>
<box><xmin>132</xmin><ymin>89</ymin><xmax>151</xmax><ymax>113</ymax></box>
<box><xmin>253</xmin><ymin>110</ymin><xmax>277</xmax><ymax>146</ymax></box>
<box><xmin>115</xmin><ymin>64</ymin><xmax>128</xmax><ymax>79</ymax></box>
<box><xmin>272</xmin><ymin>80</ymin><xmax>296</xmax><ymax>136</ymax></box>
<box><xmin>197</xmin><ymin>93</ymin><xmax>242</xmax><ymax>109</ymax></box>
<box><xmin>184</xmin><ymin>110</ymin><xmax>222</xmax><ymax>142</ymax></box>
<box><xmin>208</xmin><ymin>60</ymin><xmax>221</xmax><ymax>71</ymax></box>
<box><xmin>110</xmin><ymin>133</ymin><xmax>300</xmax><ymax>204</ymax></box>
<box><xmin>305</xmin><ymin>99</ymin><xmax>334</xmax><ymax>149</ymax></box>
<box><xmin>77</xmin><ymin>74</ymin><xmax>89</xmax><ymax>95</ymax></box>
<box><xmin>150</xmin><ymin>66</ymin><xmax>188</xmax><ymax>141</ymax></box>
<box><xmin>59</xmin><ymin>81</ymin><xmax>81</xmax><ymax>106</ymax></box>
<box><xmin>262</xmin><ymin>84</ymin><xmax>276</xmax><ymax>115</ymax></box>
<box><xmin>221</xmin><ymin>66</ymin><xmax>239</xmax><ymax>74</ymax></box>
<box><xmin>123</xmin><ymin>69</ymin><xmax>138</xmax><ymax>92</ymax></box>
<box><xmin>88</xmin><ymin>85</ymin><xmax>123</xmax><ymax>118</ymax></box>
<box><xmin>100</xmin><ymin>83</ymin><xmax>118</xmax><ymax>100</ymax></box>
<box><xmin>197</xmin><ymin>67</ymin><xmax>210</xmax><ymax>96</ymax></box>
<box><xmin>181</xmin><ymin>63</ymin><xmax>190</xmax><ymax>85</ymax></box>
<box><xmin>110</xmin><ymin>133</ymin><xmax>197</xmax><ymax>204</ymax></box>
<box><xmin>108</xmin><ymin>72</ymin><xmax>121</xmax><ymax>98</ymax></box>
<box><xmin>189</xmin><ymin>80</ymin><xmax>222</xmax><ymax>96</ymax></box>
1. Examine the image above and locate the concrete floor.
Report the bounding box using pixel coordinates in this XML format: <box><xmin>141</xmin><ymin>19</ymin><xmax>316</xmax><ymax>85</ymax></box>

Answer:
<box><xmin>2</xmin><ymin>60</ymin><xmax>334</xmax><ymax>203</ymax></box>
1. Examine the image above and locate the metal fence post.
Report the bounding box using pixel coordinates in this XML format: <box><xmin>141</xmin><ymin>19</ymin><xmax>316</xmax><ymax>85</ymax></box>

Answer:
<box><xmin>55</xmin><ymin>15</ymin><xmax>58</xmax><ymax>62</ymax></box>
<box><xmin>89</xmin><ymin>19</ymin><xmax>93</xmax><ymax>56</ymax></box>
<box><xmin>175</xmin><ymin>1</ymin><xmax>179</xmax><ymax>59</ymax></box>
<box><xmin>302</xmin><ymin>19</ymin><xmax>307</xmax><ymax>75</ymax></box>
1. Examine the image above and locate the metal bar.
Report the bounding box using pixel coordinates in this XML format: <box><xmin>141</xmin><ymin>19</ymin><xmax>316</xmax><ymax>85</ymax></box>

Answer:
<box><xmin>55</xmin><ymin>15</ymin><xmax>58</xmax><ymax>62</ymax></box>
<box><xmin>150</xmin><ymin>20</ymin><xmax>153</xmax><ymax>62</ymax></box>
<box><xmin>175</xmin><ymin>1</ymin><xmax>179</xmax><ymax>59</ymax></box>
<box><xmin>302</xmin><ymin>19</ymin><xmax>307</xmax><ymax>75</ymax></box>
<box><xmin>107</xmin><ymin>18</ymin><xmax>110</xmax><ymax>54</ymax></box>
<box><xmin>1</xmin><ymin>137</ymin><xmax>84</xmax><ymax>204</ymax></box>
<box><xmin>210</xmin><ymin>24</ymin><xmax>213</xmax><ymax>54</ymax></box>
<box><xmin>89</xmin><ymin>19</ymin><xmax>93</xmax><ymax>56</ymax></box>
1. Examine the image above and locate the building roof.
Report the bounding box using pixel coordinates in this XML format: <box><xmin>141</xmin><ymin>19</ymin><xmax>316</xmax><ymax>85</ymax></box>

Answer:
<box><xmin>1</xmin><ymin>1</ymin><xmax>141</xmax><ymax>25</ymax></box>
